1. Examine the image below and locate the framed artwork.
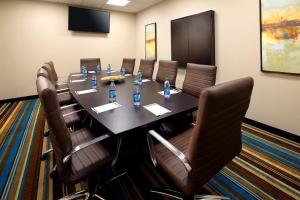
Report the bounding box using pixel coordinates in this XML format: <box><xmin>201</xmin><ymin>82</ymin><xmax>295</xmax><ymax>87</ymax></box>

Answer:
<box><xmin>260</xmin><ymin>0</ymin><xmax>300</xmax><ymax>75</ymax></box>
<box><xmin>145</xmin><ymin>23</ymin><xmax>157</xmax><ymax>60</ymax></box>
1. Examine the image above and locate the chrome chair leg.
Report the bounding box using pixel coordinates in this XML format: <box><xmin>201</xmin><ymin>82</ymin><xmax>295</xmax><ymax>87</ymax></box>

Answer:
<box><xmin>50</xmin><ymin>165</ymin><xmax>57</xmax><ymax>179</ymax></box>
<box><xmin>112</xmin><ymin>137</ymin><xmax>122</xmax><ymax>166</ymax></box>
<box><xmin>194</xmin><ymin>195</ymin><xmax>230</xmax><ymax>200</ymax></box>
<box><xmin>96</xmin><ymin>172</ymin><xmax>127</xmax><ymax>192</ymax></box>
<box><xmin>92</xmin><ymin>194</ymin><xmax>106</xmax><ymax>200</ymax></box>
<box><xmin>59</xmin><ymin>189</ymin><xmax>90</xmax><ymax>200</ymax></box>
<box><xmin>150</xmin><ymin>189</ymin><xmax>183</xmax><ymax>200</ymax></box>
<box><xmin>41</xmin><ymin>148</ymin><xmax>53</xmax><ymax>160</ymax></box>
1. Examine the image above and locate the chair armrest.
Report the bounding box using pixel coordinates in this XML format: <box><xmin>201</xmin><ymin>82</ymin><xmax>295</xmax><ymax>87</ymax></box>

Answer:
<box><xmin>62</xmin><ymin>109</ymin><xmax>84</xmax><ymax>118</ymax></box>
<box><xmin>63</xmin><ymin>134</ymin><xmax>110</xmax><ymax>164</ymax></box>
<box><xmin>56</xmin><ymin>88</ymin><xmax>69</xmax><ymax>93</ymax></box>
<box><xmin>60</xmin><ymin>103</ymin><xmax>79</xmax><ymax>110</ymax></box>
<box><xmin>148</xmin><ymin>130</ymin><xmax>192</xmax><ymax>173</ymax></box>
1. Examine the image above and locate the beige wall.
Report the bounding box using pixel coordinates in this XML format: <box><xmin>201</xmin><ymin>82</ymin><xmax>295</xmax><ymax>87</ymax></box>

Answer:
<box><xmin>135</xmin><ymin>0</ymin><xmax>300</xmax><ymax>135</ymax></box>
<box><xmin>0</xmin><ymin>0</ymin><xmax>136</xmax><ymax>100</ymax></box>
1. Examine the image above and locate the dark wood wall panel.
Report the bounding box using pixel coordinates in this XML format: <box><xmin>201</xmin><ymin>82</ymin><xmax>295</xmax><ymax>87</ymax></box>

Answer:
<box><xmin>171</xmin><ymin>10</ymin><xmax>215</xmax><ymax>68</ymax></box>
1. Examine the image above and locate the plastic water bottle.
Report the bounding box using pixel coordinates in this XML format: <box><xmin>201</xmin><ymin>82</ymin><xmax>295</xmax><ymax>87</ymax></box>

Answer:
<box><xmin>120</xmin><ymin>65</ymin><xmax>126</xmax><ymax>77</ymax></box>
<box><xmin>109</xmin><ymin>81</ymin><xmax>116</xmax><ymax>102</ymax></box>
<box><xmin>107</xmin><ymin>64</ymin><xmax>111</xmax><ymax>76</ymax></box>
<box><xmin>137</xmin><ymin>71</ymin><xmax>142</xmax><ymax>85</ymax></box>
<box><xmin>164</xmin><ymin>78</ymin><xmax>171</xmax><ymax>99</ymax></box>
<box><xmin>133</xmin><ymin>83</ymin><xmax>141</xmax><ymax>106</ymax></box>
<box><xmin>97</xmin><ymin>64</ymin><xmax>101</xmax><ymax>74</ymax></box>
<box><xmin>91</xmin><ymin>73</ymin><xmax>97</xmax><ymax>89</ymax></box>
<box><xmin>82</xmin><ymin>65</ymin><xmax>87</xmax><ymax>80</ymax></box>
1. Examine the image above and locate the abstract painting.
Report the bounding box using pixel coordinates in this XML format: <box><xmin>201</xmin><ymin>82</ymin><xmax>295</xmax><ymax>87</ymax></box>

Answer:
<box><xmin>145</xmin><ymin>23</ymin><xmax>157</xmax><ymax>60</ymax></box>
<box><xmin>260</xmin><ymin>0</ymin><xmax>300</xmax><ymax>75</ymax></box>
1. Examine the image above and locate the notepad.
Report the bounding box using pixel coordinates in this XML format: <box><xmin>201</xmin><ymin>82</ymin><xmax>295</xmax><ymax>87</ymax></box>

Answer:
<box><xmin>88</xmin><ymin>71</ymin><xmax>96</xmax><ymax>74</ymax></box>
<box><xmin>70</xmin><ymin>79</ymin><xmax>86</xmax><ymax>83</ymax></box>
<box><xmin>134</xmin><ymin>79</ymin><xmax>151</xmax><ymax>83</ymax></box>
<box><xmin>124</xmin><ymin>74</ymin><xmax>132</xmax><ymax>77</ymax></box>
<box><xmin>158</xmin><ymin>89</ymin><xmax>181</xmax><ymax>95</ymax></box>
<box><xmin>71</xmin><ymin>74</ymin><xmax>82</xmax><ymax>77</ymax></box>
<box><xmin>75</xmin><ymin>89</ymin><xmax>97</xmax><ymax>95</ymax></box>
<box><xmin>92</xmin><ymin>102</ymin><xmax>122</xmax><ymax>114</ymax></box>
<box><xmin>144</xmin><ymin>103</ymin><xmax>171</xmax><ymax>116</ymax></box>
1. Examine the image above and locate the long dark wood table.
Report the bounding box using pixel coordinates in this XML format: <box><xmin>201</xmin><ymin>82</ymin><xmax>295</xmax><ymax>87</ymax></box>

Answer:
<box><xmin>68</xmin><ymin>71</ymin><xmax>199</xmax><ymax>135</ymax></box>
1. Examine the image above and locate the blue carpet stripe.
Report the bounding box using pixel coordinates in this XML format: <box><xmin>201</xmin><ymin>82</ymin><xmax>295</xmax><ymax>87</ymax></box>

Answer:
<box><xmin>18</xmin><ymin>100</ymin><xmax>41</xmax><ymax>200</ymax></box>
<box><xmin>242</xmin><ymin>134</ymin><xmax>300</xmax><ymax>165</ymax></box>
<box><xmin>0</xmin><ymin>100</ymin><xmax>36</xmax><ymax>199</ymax></box>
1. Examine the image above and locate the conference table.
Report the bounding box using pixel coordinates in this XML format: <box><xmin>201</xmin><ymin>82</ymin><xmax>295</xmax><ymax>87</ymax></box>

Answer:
<box><xmin>68</xmin><ymin>71</ymin><xmax>199</xmax><ymax>164</ymax></box>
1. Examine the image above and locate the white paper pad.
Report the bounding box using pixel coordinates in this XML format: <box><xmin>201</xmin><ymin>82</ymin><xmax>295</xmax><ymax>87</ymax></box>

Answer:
<box><xmin>71</xmin><ymin>74</ymin><xmax>82</xmax><ymax>77</ymax></box>
<box><xmin>111</xmin><ymin>70</ymin><xmax>116</xmax><ymax>73</ymax></box>
<box><xmin>88</xmin><ymin>71</ymin><xmax>96</xmax><ymax>74</ymax></box>
<box><xmin>158</xmin><ymin>89</ymin><xmax>181</xmax><ymax>95</ymax></box>
<box><xmin>75</xmin><ymin>89</ymin><xmax>97</xmax><ymax>95</ymax></box>
<box><xmin>144</xmin><ymin>103</ymin><xmax>171</xmax><ymax>116</ymax></box>
<box><xmin>70</xmin><ymin>79</ymin><xmax>86</xmax><ymax>83</ymax></box>
<box><xmin>124</xmin><ymin>74</ymin><xmax>132</xmax><ymax>77</ymax></box>
<box><xmin>92</xmin><ymin>102</ymin><xmax>122</xmax><ymax>114</ymax></box>
<box><xmin>135</xmin><ymin>79</ymin><xmax>151</xmax><ymax>83</ymax></box>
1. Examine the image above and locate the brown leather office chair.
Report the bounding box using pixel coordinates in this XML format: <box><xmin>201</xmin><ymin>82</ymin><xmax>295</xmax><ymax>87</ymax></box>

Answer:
<box><xmin>38</xmin><ymin>67</ymin><xmax>73</xmax><ymax>106</ymax></box>
<box><xmin>138</xmin><ymin>59</ymin><xmax>155</xmax><ymax>79</ymax></box>
<box><xmin>183</xmin><ymin>63</ymin><xmax>217</xmax><ymax>98</ymax></box>
<box><xmin>42</xmin><ymin>63</ymin><xmax>69</xmax><ymax>92</ymax></box>
<box><xmin>37</xmin><ymin>76</ymin><xmax>112</xmax><ymax>199</ymax></box>
<box><xmin>122</xmin><ymin>58</ymin><xmax>135</xmax><ymax>74</ymax></box>
<box><xmin>80</xmin><ymin>58</ymin><xmax>101</xmax><ymax>72</ymax></box>
<box><xmin>147</xmin><ymin>77</ymin><xmax>254</xmax><ymax>199</ymax></box>
<box><xmin>46</xmin><ymin>61</ymin><xmax>69</xmax><ymax>90</ymax></box>
<box><xmin>156</xmin><ymin>60</ymin><xmax>178</xmax><ymax>86</ymax></box>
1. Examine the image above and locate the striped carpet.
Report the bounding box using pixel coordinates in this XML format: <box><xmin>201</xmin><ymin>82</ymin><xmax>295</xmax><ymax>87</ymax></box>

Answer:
<box><xmin>0</xmin><ymin>99</ymin><xmax>45</xmax><ymax>200</ymax></box>
<box><xmin>1</xmin><ymin>99</ymin><xmax>299</xmax><ymax>199</ymax></box>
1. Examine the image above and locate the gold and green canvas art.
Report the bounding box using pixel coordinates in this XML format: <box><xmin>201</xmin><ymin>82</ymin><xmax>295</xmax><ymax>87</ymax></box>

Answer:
<box><xmin>260</xmin><ymin>0</ymin><xmax>300</xmax><ymax>75</ymax></box>
<box><xmin>145</xmin><ymin>23</ymin><xmax>156</xmax><ymax>60</ymax></box>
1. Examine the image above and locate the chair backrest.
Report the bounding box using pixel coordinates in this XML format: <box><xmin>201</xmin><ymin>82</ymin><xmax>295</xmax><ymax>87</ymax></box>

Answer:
<box><xmin>182</xmin><ymin>63</ymin><xmax>217</xmax><ymax>98</ymax></box>
<box><xmin>186</xmin><ymin>77</ymin><xmax>254</xmax><ymax>195</ymax></box>
<box><xmin>37</xmin><ymin>67</ymin><xmax>50</xmax><ymax>79</ymax></box>
<box><xmin>36</xmin><ymin>76</ymin><xmax>72</xmax><ymax>178</ymax></box>
<box><xmin>41</xmin><ymin>64</ymin><xmax>56</xmax><ymax>86</ymax></box>
<box><xmin>138</xmin><ymin>59</ymin><xmax>155</xmax><ymax>79</ymax></box>
<box><xmin>122</xmin><ymin>58</ymin><xmax>135</xmax><ymax>74</ymax></box>
<box><xmin>47</xmin><ymin>61</ymin><xmax>58</xmax><ymax>82</ymax></box>
<box><xmin>156</xmin><ymin>60</ymin><xmax>178</xmax><ymax>86</ymax></box>
<box><xmin>80</xmin><ymin>58</ymin><xmax>101</xmax><ymax>72</ymax></box>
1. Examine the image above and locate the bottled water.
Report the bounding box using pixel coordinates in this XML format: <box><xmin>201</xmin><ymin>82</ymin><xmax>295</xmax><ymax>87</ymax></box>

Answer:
<box><xmin>109</xmin><ymin>81</ymin><xmax>116</xmax><ymax>102</ymax></box>
<box><xmin>82</xmin><ymin>65</ymin><xmax>87</xmax><ymax>80</ymax></box>
<box><xmin>120</xmin><ymin>65</ymin><xmax>126</xmax><ymax>77</ymax></box>
<box><xmin>97</xmin><ymin>64</ymin><xmax>101</xmax><ymax>74</ymax></box>
<box><xmin>137</xmin><ymin>71</ymin><xmax>142</xmax><ymax>85</ymax></box>
<box><xmin>91</xmin><ymin>73</ymin><xmax>97</xmax><ymax>89</ymax></box>
<box><xmin>164</xmin><ymin>78</ymin><xmax>171</xmax><ymax>99</ymax></box>
<box><xmin>133</xmin><ymin>83</ymin><xmax>141</xmax><ymax>106</ymax></box>
<box><xmin>107</xmin><ymin>64</ymin><xmax>111</xmax><ymax>76</ymax></box>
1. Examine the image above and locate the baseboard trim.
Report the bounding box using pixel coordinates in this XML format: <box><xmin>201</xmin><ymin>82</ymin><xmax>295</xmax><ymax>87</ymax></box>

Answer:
<box><xmin>243</xmin><ymin>118</ymin><xmax>299</xmax><ymax>143</ymax></box>
<box><xmin>0</xmin><ymin>95</ymin><xmax>38</xmax><ymax>104</ymax></box>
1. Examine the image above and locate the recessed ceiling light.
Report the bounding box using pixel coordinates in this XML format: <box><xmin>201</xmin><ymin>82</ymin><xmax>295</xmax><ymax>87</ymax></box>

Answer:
<box><xmin>106</xmin><ymin>0</ymin><xmax>130</xmax><ymax>6</ymax></box>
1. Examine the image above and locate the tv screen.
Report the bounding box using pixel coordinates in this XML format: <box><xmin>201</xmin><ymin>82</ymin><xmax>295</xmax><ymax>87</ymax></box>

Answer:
<box><xmin>68</xmin><ymin>6</ymin><xmax>110</xmax><ymax>33</ymax></box>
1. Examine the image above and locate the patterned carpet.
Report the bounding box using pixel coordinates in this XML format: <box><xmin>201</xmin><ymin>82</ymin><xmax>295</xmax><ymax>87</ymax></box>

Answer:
<box><xmin>0</xmin><ymin>99</ymin><xmax>299</xmax><ymax>199</ymax></box>
<box><xmin>0</xmin><ymin>99</ymin><xmax>45</xmax><ymax>199</ymax></box>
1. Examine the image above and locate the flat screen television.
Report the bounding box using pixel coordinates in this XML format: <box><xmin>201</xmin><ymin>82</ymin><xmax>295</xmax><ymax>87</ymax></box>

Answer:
<box><xmin>68</xmin><ymin>6</ymin><xmax>110</xmax><ymax>33</ymax></box>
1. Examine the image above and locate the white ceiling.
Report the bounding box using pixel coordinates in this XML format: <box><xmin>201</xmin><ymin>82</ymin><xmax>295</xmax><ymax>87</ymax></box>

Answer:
<box><xmin>38</xmin><ymin>0</ymin><xmax>164</xmax><ymax>13</ymax></box>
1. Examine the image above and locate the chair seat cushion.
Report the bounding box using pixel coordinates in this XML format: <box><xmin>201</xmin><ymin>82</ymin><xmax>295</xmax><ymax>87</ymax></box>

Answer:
<box><xmin>64</xmin><ymin>127</ymin><xmax>111</xmax><ymax>185</ymax></box>
<box><xmin>154</xmin><ymin>127</ymin><xmax>193</xmax><ymax>193</ymax></box>
<box><xmin>62</xmin><ymin>107</ymin><xmax>83</xmax><ymax>128</ymax></box>
<box><xmin>57</xmin><ymin>92</ymin><xmax>72</xmax><ymax>106</ymax></box>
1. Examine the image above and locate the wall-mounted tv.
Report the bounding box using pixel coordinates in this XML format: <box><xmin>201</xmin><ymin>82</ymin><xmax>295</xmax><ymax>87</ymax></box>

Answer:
<box><xmin>68</xmin><ymin>6</ymin><xmax>110</xmax><ymax>33</ymax></box>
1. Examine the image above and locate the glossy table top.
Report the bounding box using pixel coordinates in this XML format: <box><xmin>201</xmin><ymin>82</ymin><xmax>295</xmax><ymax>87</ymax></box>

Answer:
<box><xmin>68</xmin><ymin>71</ymin><xmax>198</xmax><ymax>135</ymax></box>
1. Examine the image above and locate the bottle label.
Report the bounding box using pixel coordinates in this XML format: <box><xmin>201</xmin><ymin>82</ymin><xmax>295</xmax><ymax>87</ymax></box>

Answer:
<box><xmin>109</xmin><ymin>90</ymin><xmax>116</xmax><ymax>102</ymax></box>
